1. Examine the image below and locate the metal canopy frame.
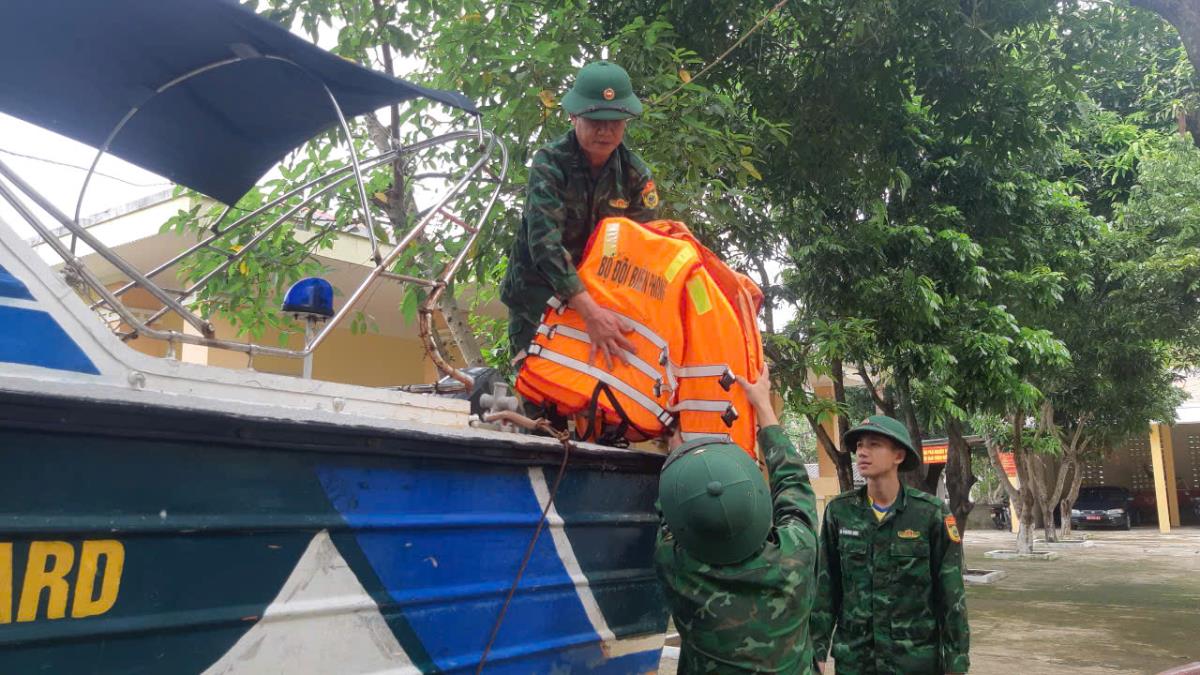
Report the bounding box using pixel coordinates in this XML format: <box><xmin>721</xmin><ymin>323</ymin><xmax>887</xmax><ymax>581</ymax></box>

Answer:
<box><xmin>0</xmin><ymin>51</ymin><xmax>507</xmax><ymax>387</ymax></box>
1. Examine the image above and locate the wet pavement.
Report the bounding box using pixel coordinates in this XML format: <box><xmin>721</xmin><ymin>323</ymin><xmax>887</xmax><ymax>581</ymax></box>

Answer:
<box><xmin>657</xmin><ymin>526</ymin><xmax>1200</xmax><ymax>674</ymax></box>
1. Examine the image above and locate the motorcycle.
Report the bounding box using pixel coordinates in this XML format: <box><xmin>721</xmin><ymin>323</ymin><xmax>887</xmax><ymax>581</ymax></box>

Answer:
<box><xmin>990</xmin><ymin>501</ymin><xmax>1011</xmax><ymax>530</ymax></box>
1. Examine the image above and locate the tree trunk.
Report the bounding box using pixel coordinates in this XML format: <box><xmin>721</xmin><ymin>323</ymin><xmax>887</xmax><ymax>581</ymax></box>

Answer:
<box><xmin>1010</xmin><ymin>413</ymin><xmax>1040</xmax><ymax>554</ymax></box>
<box><xmin>1028</xmin><ymin>453</ymin><xmax>1058</xmax><ymax>543</ymax></box>
<box><xmin>364</xmin><ymin>115</ymin><xmax>485</xmax><ymax>368</ymax></box>
<box><xmin>437</xmin><ymin>284</ymin><xmax>485</xmax><ymax>367</ymax></box>
<box><xmin>830</xmin><ymin>359</ymin><xmax>855</xmax><ymax>491</ymax></box>
<box><xmin>986</xmin><ymin>424</ymin><xmax>1033</xmax><ymax>554</ymax></box>
<box><xmin>1059</xmin><ymin>462</ymin><xmax>1084</xmax><ymax>539</ymax></box>
<box><xmin>1015</xmin><ymin>509</ymin><xmax>1035</xmax><ymax>555</ymax></box>
<box><xmin>809</xmin><ymin>414</ymin><xmax>854</xmax><ymax>492</ymax></box>
<box><xmin>944</xmin><ymin>418</ymin><xmax>976</xmax><ymax>537</ymax></box>
<box><xmin>896</xmin><ymin>372</ymin><xmax>941</xmax><ymax>493</ymax></box>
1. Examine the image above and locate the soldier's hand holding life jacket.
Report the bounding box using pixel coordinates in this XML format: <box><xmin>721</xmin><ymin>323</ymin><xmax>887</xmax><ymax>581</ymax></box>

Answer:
<box><xmin>569</xmin><ymin>290</ymin><xmax>637</xmax><ymax>370</ymax></box>
<box><xmin>735</xmin><ymin>363</ymin><xmax>777</xmax><ymax>428</ymax></box>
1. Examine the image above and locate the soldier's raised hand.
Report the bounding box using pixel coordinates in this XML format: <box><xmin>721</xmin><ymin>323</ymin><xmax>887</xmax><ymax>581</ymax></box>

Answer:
<box><xmin>735</xmin><ymin>363</ymin><xmax>778</xmax><ymax>428</ymax></box>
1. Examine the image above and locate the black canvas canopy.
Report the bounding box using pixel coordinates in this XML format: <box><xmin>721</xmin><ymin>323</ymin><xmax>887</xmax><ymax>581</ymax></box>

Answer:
<box><xmin>0</xmin><ymin>0</ymin><xmax>478</xmax><ymax>205</ymax></box>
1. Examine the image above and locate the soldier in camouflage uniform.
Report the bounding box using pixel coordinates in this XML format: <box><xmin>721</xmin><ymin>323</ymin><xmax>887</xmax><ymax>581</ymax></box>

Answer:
<box><xmin>500</xmin><ymin>60</ymin><xmax>659</xmax><ymax>366</ymax></box>
<box><xmin>811</xmin><ymin>416</ymin><xmax>970</xmax><ymax>674</ymax></box>
<box><xmin>655</xmin><ymin>366</ymin><xmax>820</xmax><ymax>673</ymax></box>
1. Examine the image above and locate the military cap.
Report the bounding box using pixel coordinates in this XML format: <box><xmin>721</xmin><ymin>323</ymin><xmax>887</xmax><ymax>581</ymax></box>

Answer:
<box><xmin>561</xmin><ymin>60</ymin><xmax>643</xmax><ymax>120</ymax></box>
<box><xmin>842</xmin><ymin>415</ymin><xmax>922</xmax><ymax>471</ymax></box>
<box><xmin>659</xmin><ymin>437</ymin><xmax>771</xmax><ymax>565</ymax></box>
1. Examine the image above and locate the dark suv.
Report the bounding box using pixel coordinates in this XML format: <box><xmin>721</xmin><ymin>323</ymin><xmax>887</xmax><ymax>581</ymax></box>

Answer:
<box><xmin>1071</xmin><ymin>486</ymin><xmax>1137</xmax><ymax>529</ymax></box>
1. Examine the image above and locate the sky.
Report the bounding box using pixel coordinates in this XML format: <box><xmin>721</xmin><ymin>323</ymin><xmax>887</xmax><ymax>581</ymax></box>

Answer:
<box><xmin>0</xmin><ymin>115</ymin><xmax>173</xmax><ymax>240</ymax></box>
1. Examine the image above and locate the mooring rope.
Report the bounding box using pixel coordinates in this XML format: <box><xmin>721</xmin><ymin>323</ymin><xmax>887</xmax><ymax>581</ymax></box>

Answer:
<box><xmin>475</xmin><ymin>423</ymin><xmax>573</xmax><ymax>674</ymax></box>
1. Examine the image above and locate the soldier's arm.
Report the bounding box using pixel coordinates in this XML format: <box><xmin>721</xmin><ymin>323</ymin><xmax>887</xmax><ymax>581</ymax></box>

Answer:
<box><xmin>759</xmin><ymin>426</ymin><xmax>818</xmax><ymax>532</ymax></box>
<box><xmin>811</xmin><ymin>506</ymin><xmax>840</xmax><ymax>665</ymax></box>
<box><xmin>734</xmin><ymin>366</ymin><xmax>817</xmax><ymax>531</ymax></box>
<box><xmin>931</xmin><ymin>503</ymin><xmax>970</xmax><ymax>673</ymax></box>
<box><xmin>523</xmin><ymin>151</ymin><xmax>585</xmax><ymax>300</ymax></box>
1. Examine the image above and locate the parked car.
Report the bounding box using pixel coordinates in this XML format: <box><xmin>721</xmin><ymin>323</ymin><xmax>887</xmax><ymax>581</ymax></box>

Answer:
<box><xmin>1131</xmin><ymin>486</ymin><xmax>1200</xmax><ymax>526</ymax></box>
<box><xmin>1071</xmin><ymin>486</ymin><xmax>1137</xmax><ymax>529</ymax></box>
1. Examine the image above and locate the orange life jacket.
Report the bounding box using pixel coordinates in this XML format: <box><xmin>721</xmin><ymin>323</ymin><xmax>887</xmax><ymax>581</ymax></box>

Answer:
<box><xmin>516</xmin><ymin>217</ymin><xmax>764</xmax><ymax>456</ymax></box>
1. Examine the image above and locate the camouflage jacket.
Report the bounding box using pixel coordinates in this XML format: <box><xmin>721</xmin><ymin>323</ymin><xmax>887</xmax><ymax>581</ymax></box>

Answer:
<box><xmin>811</xmin><ymin>486</ymin><xmax>970</xmax><ymax>674</ymax></box>
<box><xmin>654</xmin><ymin>426</ymin><xmax>819</xmax><ymax>674</ymax></box>
<box><xmin>500</xmin><ymin>130</ymin><xmax>657</xmax><ymax>328</ymax></box>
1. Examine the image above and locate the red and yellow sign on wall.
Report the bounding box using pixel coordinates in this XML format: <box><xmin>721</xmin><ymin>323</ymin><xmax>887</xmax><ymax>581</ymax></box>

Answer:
<box><xmin>923</xmin><ymin>442</ymin><xmax>948</xmax><ymax>465</ymax></box>
<box><xmin>998</xmin><ymin>452</ymin><xmax>1017</xmax><ymax>478</ymax></box>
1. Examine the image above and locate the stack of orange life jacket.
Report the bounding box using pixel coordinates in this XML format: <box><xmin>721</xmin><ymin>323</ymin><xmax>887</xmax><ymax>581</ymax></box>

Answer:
<box><xmin>515</xmin><ymin>217</ymin><xmax>764</xmax><ymax>457</ymax></box>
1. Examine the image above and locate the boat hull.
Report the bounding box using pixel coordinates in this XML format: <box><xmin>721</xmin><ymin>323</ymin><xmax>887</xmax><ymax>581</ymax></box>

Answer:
<box><xmin>0</xmin><ymin>392</ymin><xmax>668</xmax><ymax>674</ymax></box>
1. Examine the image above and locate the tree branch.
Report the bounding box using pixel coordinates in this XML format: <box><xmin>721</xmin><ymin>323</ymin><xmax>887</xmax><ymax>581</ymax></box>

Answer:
<box><xmin>857</xmin><ymin>362</ymin><xmax>894</xmax><ymax>416</ymax></box>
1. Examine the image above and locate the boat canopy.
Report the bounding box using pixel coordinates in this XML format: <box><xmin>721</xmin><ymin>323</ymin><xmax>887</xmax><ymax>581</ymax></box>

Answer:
<box><xmin>0</xmin><ymin>0</ymin><xmax>478</xmax><ymax>205</ymax></box>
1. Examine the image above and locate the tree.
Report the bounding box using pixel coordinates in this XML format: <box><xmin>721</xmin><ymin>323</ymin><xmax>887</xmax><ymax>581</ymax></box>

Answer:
<box><xmin>1129</xmin><ymin>0</ymin><xmax>1200</xmax><ymax>79</ymax></box>
<box><xmin>162</xmin><ymin>0</ymin><xmax>780</xmax><ymax>374</ymax></box>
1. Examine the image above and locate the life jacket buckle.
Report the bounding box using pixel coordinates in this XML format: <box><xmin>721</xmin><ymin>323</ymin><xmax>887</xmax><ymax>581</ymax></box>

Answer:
<box><xmin>721</xmin><ymin>404</ymin><xmax>739</xmax><ymax>428</ymax></box>
<box><xmin>718</xmin><ymin>368</ymin><xmax>735</xmax><ymax>392</ymax></box>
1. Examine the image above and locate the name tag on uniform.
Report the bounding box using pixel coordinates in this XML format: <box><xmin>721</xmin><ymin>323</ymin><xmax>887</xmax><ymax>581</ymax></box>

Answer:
<box><xmin>839</xmin><ymin>528</ymin><xmax>860</xmax><ymax>538</ymax></box>
<box><xmin>898</xmin><ymin>529</ymin><xmax>921</xmax><ymax>539</ymax></box>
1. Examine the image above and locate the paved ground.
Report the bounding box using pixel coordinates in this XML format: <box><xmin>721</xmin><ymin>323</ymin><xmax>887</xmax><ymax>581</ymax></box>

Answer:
<box><xmin>657</xmin><ymin>526</ymin><xmax>1200</xmax><ymax>674</ymax></box>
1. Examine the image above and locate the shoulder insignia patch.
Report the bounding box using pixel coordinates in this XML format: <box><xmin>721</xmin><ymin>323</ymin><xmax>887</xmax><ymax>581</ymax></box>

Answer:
<box><xmin>608</xmin><ymin>198</ymin><xmax>629</xmax><ymax>209</ymax></box>
<box><xmin>898</xmin><ymin>529</ymin><xmax>921</xmax><ymax>539</ymax></box>
<box><xmin>944</xmin><ymin>514</ymin><xmax>961</xmax><ymax>543</ymax></box>
<box><xmin>641</xmin><ymin>180</ymin><xmax>659</xmax><ymax>209</ymax></box>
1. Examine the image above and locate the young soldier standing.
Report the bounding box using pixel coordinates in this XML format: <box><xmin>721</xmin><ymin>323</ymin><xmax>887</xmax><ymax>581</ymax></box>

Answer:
<box><xmin>655</xmin><ymin>366</ymin><xmax>820</xmax><ymax>673</ymax></box>
<box><xmin>811</xmin><ymin>416</ymin><xmax>970</xmax><ymax>674</ymax></box>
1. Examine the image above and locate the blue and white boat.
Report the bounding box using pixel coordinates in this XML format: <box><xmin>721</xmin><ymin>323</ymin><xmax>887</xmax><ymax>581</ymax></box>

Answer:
<box><xmin>0</xmin><ymin>1</ymin><xmax>668</xmax><ymax>672</ymax></box>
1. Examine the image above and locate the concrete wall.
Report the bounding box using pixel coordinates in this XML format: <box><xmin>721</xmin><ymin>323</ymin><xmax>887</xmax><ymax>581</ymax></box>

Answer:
<box><xmin>1082</xmin><ymin>424</ymin><xmax>1200</xmax><ymax>493</ymax></box>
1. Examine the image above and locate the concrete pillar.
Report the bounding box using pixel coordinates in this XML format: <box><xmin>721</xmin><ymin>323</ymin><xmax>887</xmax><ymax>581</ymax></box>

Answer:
<box><xmin>1162</xmin><ymin>425</ymin><xmax>1181</xmax><ymax>528</ymax></box>
<box><xmin>1009</xmin><ymin>475</ymin><xmax>1021</xmax><ymax>535</ymax></box>
<box><xmin>810</xmin><ymin>382</ymin><xmax>845</xmax><ymax>504</ymax></box>
<box><xmin>178</xmin><ymin>320</ymin><xmax>209</xmax><ymax>365</ymax></box>
<box><xmin>1149</xmin><ymin>423</ymin><xmax>1175</xmax><ymax>533</ymax></box>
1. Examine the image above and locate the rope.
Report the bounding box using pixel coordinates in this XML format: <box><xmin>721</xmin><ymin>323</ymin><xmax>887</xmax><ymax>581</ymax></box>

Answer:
<box><xmin>651</xmin><ymin>0</ymin><xmax>789</xmax><ymax>106</ymax></box>
<box><xmin>475</xmin><ymin>425</ymin><xmax>573</xmax><ymax>674</ymax></box>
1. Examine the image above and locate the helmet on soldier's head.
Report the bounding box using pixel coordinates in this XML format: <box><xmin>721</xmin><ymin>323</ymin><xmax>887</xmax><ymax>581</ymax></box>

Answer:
<box><xmin>842</xmin><ymin>415</ymin><xmax>922</xmax><ymax>471</ymax></box>
<box><xmin>659</xmin><ymin>437</ymin><xmax>771</xmax><ymax>565</ymax></box>
<box><xmin>561</xmin><ymin>60</ymin><xmax>643</xmax><ymax>120</ymax></box>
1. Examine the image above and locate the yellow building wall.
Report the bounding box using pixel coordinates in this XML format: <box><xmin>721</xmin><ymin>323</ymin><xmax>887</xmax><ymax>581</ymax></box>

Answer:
<box><xmin>312</xmin><ymin>329</ymin><xmax>438</xmax><ymax>387</ymax></box>
<box><xmin>94</xmin><ymin>282</ymin><xmax>442</xmax><ymax>387</ymax></box>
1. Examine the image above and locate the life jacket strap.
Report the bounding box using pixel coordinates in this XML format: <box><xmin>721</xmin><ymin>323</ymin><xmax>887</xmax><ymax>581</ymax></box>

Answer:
<box><xmin>673</xmin><ymin>399</ymin><xmax>740</xmax><ymax>428</ymax></box>
<box><xmin>673</xmin><ymin>364</ymin><xmax>736</xmax><ymax>391</ymax></box>
<box><xmin>537</xmin><ymin>323</ymin><xmax>668</xmax><ymax>395</ymax></box>
<box><xmin>679</xmin><ymin>431</ymin><xmax>734</xmax><ymax>444</ymax></box>
<box><xmin>527</xmin><ymin>343</ymin><xmax>676</xmax><ymax>428</ymax></box>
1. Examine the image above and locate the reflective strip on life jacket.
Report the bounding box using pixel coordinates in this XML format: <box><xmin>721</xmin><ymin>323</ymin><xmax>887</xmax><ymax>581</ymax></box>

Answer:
<box><xmin>673</xmin><ymin>364</ymin><xmax>735</xmax><ymax>391</ymax></box>
<box><xmin>527</xmin><ymin>343</ymin><xmax>676</xmax><ymax>427</ymax></box>
<box><xmin>535</xmin><ymin>323</ymin><xmax>669</xmax><ymax>395</ymax></box>
<box><xmin>672</xmin><ymin>399</ymin><xmax>739</xmax><ymax>427</ymax></box>
<box><xmin>679</xmin><ymin>432</ymin><xmax>734</xmax><ymax>444</ymax></box>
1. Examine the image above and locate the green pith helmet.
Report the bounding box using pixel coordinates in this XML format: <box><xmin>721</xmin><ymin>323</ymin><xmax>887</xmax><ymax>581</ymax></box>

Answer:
<box><xmin>659</xmin><ymin>438</ymin><xmax>771</xmax><ymax>565</ymax></box>
<box><xmin>842</xmin><ymin>415</ymin><xmax>922</xmax><ymax>471</ymax></box>
<box><xmin>561</xmin><ymin>60</ymin><xmax>643</xmax><ymax>120</ymax></box>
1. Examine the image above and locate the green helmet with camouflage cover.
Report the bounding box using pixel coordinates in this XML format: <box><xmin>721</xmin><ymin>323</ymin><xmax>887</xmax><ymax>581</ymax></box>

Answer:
<box><xmin>659</xmin><ymin>438</ymin><xmax>771</xmax><ymax>565</ymax></box>
<box><xmin>561</xmin><ymin>60</ymin><xmax>643</xmax><ymax>120</ymax></box>
<box><xmin>842</xmin><ymin>414</ymin><xmax>922</xmax><ymax>471</ymax></box>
